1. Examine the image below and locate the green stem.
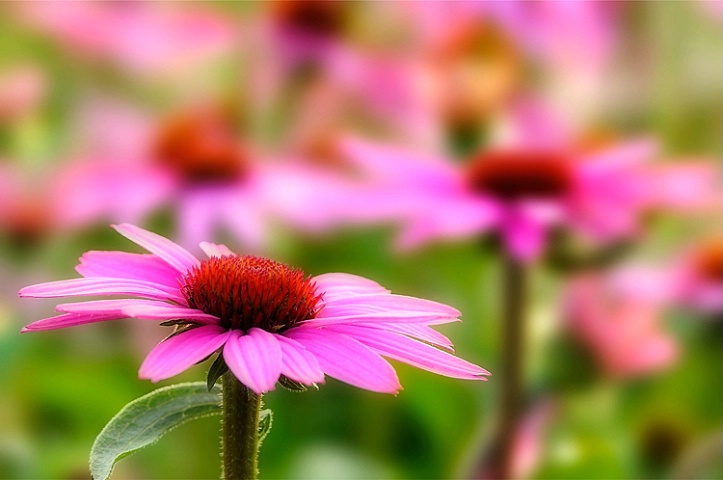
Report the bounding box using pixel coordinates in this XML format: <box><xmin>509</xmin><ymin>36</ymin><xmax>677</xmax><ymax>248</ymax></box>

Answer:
<box><xmin>222</xmin><ymin>373</ymin><xmax>262</xmax><ymax>480</ymax></box>
<box><xmin>482</xmin><ymin>255</ymin><xmax>527</xmax><ymax>479</ymax></box>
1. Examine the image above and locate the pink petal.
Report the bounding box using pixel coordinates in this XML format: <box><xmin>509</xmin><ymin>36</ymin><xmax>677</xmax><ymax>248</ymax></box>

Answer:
<box><xmin>312</xmin><ymin>273</ymin><xmax>390</xmax><ymax>301</ymax></box>
<box><xmin>113</xmin><ymin>223</ymin><xmax>200</xmax><ymax>273</ymax></box>
<box><xmin>325</xmin><ymin>324</ymin><xmax>489</xmax><ymax>380</ymax></box>
<box><xmin>76</xmin><ymin>250</ymin><xmax>180</xmax><ymax>288</ymax></box>
<box><xmin>394</xmin><ymin>195</ymin><xmax>500</xmax><ymax>251</ymax></box>
<box><xmin>121</xmin><ymin>301</ymin><xmax>220</xmax><ymax>324</ymax></box>
<box><xmin>303</xmin><ymin>310</ymin><xmax>458</xmax><ymax>327</ymax></box>
<box><xmin>199</xmin><ymin>242</ymin><xmax>235</xmax><ymax>258</ymax></box>
<box><xmin>223</xmin><ymin>328</ymin><xmax>283</xmax><ymax>395</ymax></box>
<box><xmin>502</xmin><ymin>205</ymin><xmax>549</xmax><ymax>262</ymax></box>
<box><xmin>367</xmin><ymin>322</ymin><xmax>455</xmax><ymax>351</ymax></box>
<box><xmin>276</xmin><ymin>335</ymin><xmax>325</xmax><ymax>385</ymax></box>
<box><xmin>580</xmin><ymin>138</ymin><xmax>658</xmax><ymax>172</ymax></box>
<box><xmin>339</xmin><ymin>136</ymin><xmax>459</xmax><ymax>187</ymax></box>
<box><xmin>55</xmin><ymin>299</ymin><xmax>217</xmax><ymax>324</ymax></box>
<box><xmin>139</xmin><ymin>325</ymin><xmax>231</xmax><ymax>382</ymax></box>
<box><xmin>286</xmin><ymin>328</ymin><xmax>401</xmax><ymax>394</ymax></box>
<box><xmin>319</xmin><ymin>293</ymin><xmax>460</xmax><ymax>318</ymax></box>
<box><xmin>21</xmin><ymin>311</ymin><xmax>126</xmax><ymax>332</ymax></box>
<box><xmin>18</xmin><ymin>277</ymin><xmax>185</xmax><ymax>303</ymax></box>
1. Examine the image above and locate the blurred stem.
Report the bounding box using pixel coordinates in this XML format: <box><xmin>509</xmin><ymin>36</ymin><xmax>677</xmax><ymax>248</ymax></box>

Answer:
<box><xmin>222</xmin><ymin>373</ymin><xmax>262</xmax><ymax>480</ymax></box>
<box><xmin>487</xmin><ymin>255</ymin><xmax>527</xmax><ymax>479</ymax></box>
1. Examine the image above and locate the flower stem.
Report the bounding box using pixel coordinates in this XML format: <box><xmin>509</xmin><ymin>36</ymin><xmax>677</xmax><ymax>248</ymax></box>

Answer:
<box><xmin>486</xmin><ymin>255</ymin><xmax>527</xmax><ymax>479</ymax></box>
<box><xmin>222</xmin><ymin>373</ymin><xmax>262</xmax><ymax>480</ymax></box>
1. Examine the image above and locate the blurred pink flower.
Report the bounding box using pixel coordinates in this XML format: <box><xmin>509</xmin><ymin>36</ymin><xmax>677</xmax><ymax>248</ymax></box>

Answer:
<box><xmin>265</xmin><ymin>0</ymin><xmax>349</xmax><ymax>69</ymax></box>
<box><xmin>406</xmin><ymin>1</ymin><xmax>618</xmax><ymax>74</ymax></box>
<box><xmin>0</xmin><ymin>163</ymin><xmax>55</xmax><ymax>243</ymax></box>
<box><xmin>397</xmin><ymin>1</ymin><xmax>621</xmax><ymax>130</ymax></box>
<box><xmin>20</xmin><ymin>224</ymin><xmax>489</xmax><ymax>395</ymax></box>
<box><xmin>15</xmin><ymin>2</ymin><xmax>236</xmax><ymax>77</ymax></box>
<box><xmin>340</xmin><ymin>135</ymin><xmax>675</xmax><ymax>262</ymax></box>
<box><xmin>57</xmin><ymin>100</ymin><xmax>355</xmax><ymax>250</ymax></box>
<box><xmin>0</xmin><ymin>65</ymin><xmax>46</xmax><ymax>123</ymax></box>
<box><xmin>254</xmin><ymin>2</ymin><xmax>420</xmax><ymax>142</ymax></box>
<box><xmin>565</xmin><ymin>274</ymin><xmax>678</xmax><ymax>378</ymax></box>
<box><xmin>508</xmin><ymin>401</ymin><xmax>553</xmax><ymax>480</ymax></box>
<box><xmin>611</xmin><ymin>239</ymin><xmax>723</xmax><ymax>316</ymax></box>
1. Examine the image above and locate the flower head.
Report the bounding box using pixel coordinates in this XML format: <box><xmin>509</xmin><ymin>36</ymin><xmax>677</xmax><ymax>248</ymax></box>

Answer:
<box><xmin>609</xmin><ymin>238</ymin><xmax>723</xmax><ymax>316</ymax></box>
<box><xmin>20</xmin><ymin>224</ymin><xmax>488</xmax><ymax>394</ymax></box>
<box><xmin>565</xmin><ymin>273</ymin><xmax>678</xmax><ymax>378</ymax></box>
<box><xmin>340</xmin><ymin>134</ymin><xmax>717</xmax><ymax>262</ymax></box>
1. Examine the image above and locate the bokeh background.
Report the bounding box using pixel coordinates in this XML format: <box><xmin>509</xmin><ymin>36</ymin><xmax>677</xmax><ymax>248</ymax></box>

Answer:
<box><xmin>0</xmin><ymin>2</ymin><xmax>721</xmax><ymax>479</ymax></box>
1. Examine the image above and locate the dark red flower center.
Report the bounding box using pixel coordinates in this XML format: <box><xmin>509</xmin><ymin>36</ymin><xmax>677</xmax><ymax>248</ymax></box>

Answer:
<box><xmin>465</xmin><ymin>151</ymin><xmax>574</xmax><ymax>201</ymax></box>
<box><xmin>2</xmin><ymin>197</ymin><xmax>51</xmax><ymax>245</ymax></box>
<box><xmin>181</xmin><ymin>255</ymin><xmax>322</xmax><ymax>332</ymax></box>
<box><xmin>271</xmin><ymin>0</ymin><xmax>347</xmax><ymax>39</ymax></box>
<box><xmin>152</xmin><ymin>108</ymin><xmax>246</xmax><ymax>185</ymax></box>
<box><xmin>694</xmin><ymin>240</ymin><xmax>723</xmax><ymax>283</ymax></box>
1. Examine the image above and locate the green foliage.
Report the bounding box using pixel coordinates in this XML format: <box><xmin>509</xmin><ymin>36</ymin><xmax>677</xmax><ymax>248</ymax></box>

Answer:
<box><xmin>89</xmin><ymin>382</ymin><xmax>222</xmax><ymax>480</ymax></box>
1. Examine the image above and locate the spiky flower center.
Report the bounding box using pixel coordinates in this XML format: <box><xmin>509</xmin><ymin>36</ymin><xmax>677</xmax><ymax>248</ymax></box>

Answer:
<box><xmin>181</xmin><ymin>255</ymin><xmax>322</xmax><ymax>332</ymax></box>
<box><xmin>153</xmin><ymin>108</ymin><xmax>246</xmax><ymax>184</ymax></box>
<box><xmin>466</xmin><ymin>151</ymin><xmax>574</xmax><ymax>201</ymax></box>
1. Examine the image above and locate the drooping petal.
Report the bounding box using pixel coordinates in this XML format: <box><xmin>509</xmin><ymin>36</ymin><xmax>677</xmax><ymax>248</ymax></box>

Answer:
<box><xmin>139</xmin><ymin>325</ymin><xmax>231</xmax><ymax>382</ymax></box>
<box><xmin>199</xmin><ymin>242</ymin><xmax>234</xmax><ymax>258</ymax></box>
<box><xmin>121</xmin><ymin>301</ymin><xmax>220</xmax><ymax>324</ymax></box>
<box><xmin>319</xmin><ymin>293</ymin><xmax>460</xmax><ymax>318</ymax></box>
<box><xmin>312</xmin><ymin>273</ymin><xmax>390</xmax><ymax>301</ymax></box>
<box><xmin>18</xmin><ymin>277</ymin><xmax>184</xmax><ymax>303</ymax></box>
<box><xmin>366</xmin><ymin>322</ymin><xmax>455</xmax><ymax>351</ymax></box>
<box><xmin>286</xmin><ymin>328</ymin><xmax>401</xmax><ymax>394</ymax></box>
<box><xmin>303</xmin><ymin>310</ymin><xmax>458</xmax><ymax>327</ymax></box>
<box><xmin>276</xmin><ymin>335</ymin><xmax>325</xmax><ymax>385</ymax></box>
<box><xmin>502</xmin><ymin>205</ymin><xmax>550</xmax><ymax>262</ymax></box>
<box><xmin>323</xmin><ymin>324</ymin><xmax>489</xmax><ymax>380</ymax></box>
<box><xmin>339</xmin><ymin>136</ymin><xmax>460</xmax><ymax>187</ymax></box>
<box><xmin>223</xmin><ymin>328</ymin><xmax>283</xmax><ymax>394</ymax></box>
<box><xmin>394</xmin><ymin>194</ymin><xmax>500</xmax><ymax>251</ymax></box>
<box><xmin>21</xmin><ymin>311</ymin><xmax>128</xmax><ymax>332</ymax></box>
<box><xmin>54</xmin><ymin>299</ymin><xmax>219</xmax><ymax>324</ymax></box>
<box><xmin>113</xmin><ymin>223</ymin><xmax>200</xmax><ymax>273</ymax></box>
<box><xmin>579</xmin><ymin>137</ymin><xmax>658</xmax><ymax>172</ymax></box>
<box><xmin>55</xmin><ymin>300</ymin><xmax>218</xmax><ymax>325</ymax></box>
<box><xmin>76</xmin><ymin>250</ymin><xmax>180</xmax><ymax>288</ymax></box>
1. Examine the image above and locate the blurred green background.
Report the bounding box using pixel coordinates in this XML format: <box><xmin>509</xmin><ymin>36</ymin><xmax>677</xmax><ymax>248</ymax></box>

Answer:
<box><xmin>1</xmin><ymin>2</ymin><xmax>721</xmax><ymax>479</ymax></box>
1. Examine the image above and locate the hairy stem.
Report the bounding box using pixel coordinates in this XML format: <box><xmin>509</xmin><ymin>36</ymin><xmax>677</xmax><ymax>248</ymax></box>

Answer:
<box><xmin>222</xmin><ymin>373</ymin><xmax>262</xmax><ymax>480</ymax></box>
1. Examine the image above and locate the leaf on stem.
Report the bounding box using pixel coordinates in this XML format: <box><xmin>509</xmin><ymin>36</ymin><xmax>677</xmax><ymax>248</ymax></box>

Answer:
<box><xmin>90</xmin><ymin>382</ymin><xmax>222</xmax><ymax>480</ymax></box>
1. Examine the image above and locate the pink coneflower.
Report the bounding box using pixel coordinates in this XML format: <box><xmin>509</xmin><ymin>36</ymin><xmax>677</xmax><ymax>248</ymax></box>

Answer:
<box><xmin>610</xmin><ymin>238</ymin><xmax>723</xmax><ymax>316</ymax></box>
<box><xmin>55</xmin><ymin>99</ymin><xmax>358</xmax><ymax>250</ymax></box>
<box><xmin>565</xmin><ymin>274</ymin><xmax>678</xmax><ymax>378</ymax></box>
<box><xmin>341</xmin><ymin>135</ymin><xmax>718</xmax><ymax>262</ymax></box>
<box><xmin>14</xmin><ymin>1</ymin><xmax>236</xmax><ymax>78</ymax></box>
<box><xmin>390</xmin><ymin>1</ymin><xmax>621</xmax><ymax>138</ymax></box>
<box><xmin>20</xmin><ymin>224</ymin><xmax>488</xmax><ymax>394</ymax></box>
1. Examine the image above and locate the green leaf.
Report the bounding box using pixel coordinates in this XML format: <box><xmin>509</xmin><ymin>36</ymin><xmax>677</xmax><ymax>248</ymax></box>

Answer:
<box><xmin>258</xmin><ymin>409</ymin><xmax>273</xmax><ymax>445</ymax></box>
<box><xmin>206</xmin><ymin>354</ymin><xmax>229</xmax><ymax>391</ymax></box>
<box><xmin>90</xmin><ymin>382</ymin><xmax>222</xmax><ymax>480</ymax></box>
